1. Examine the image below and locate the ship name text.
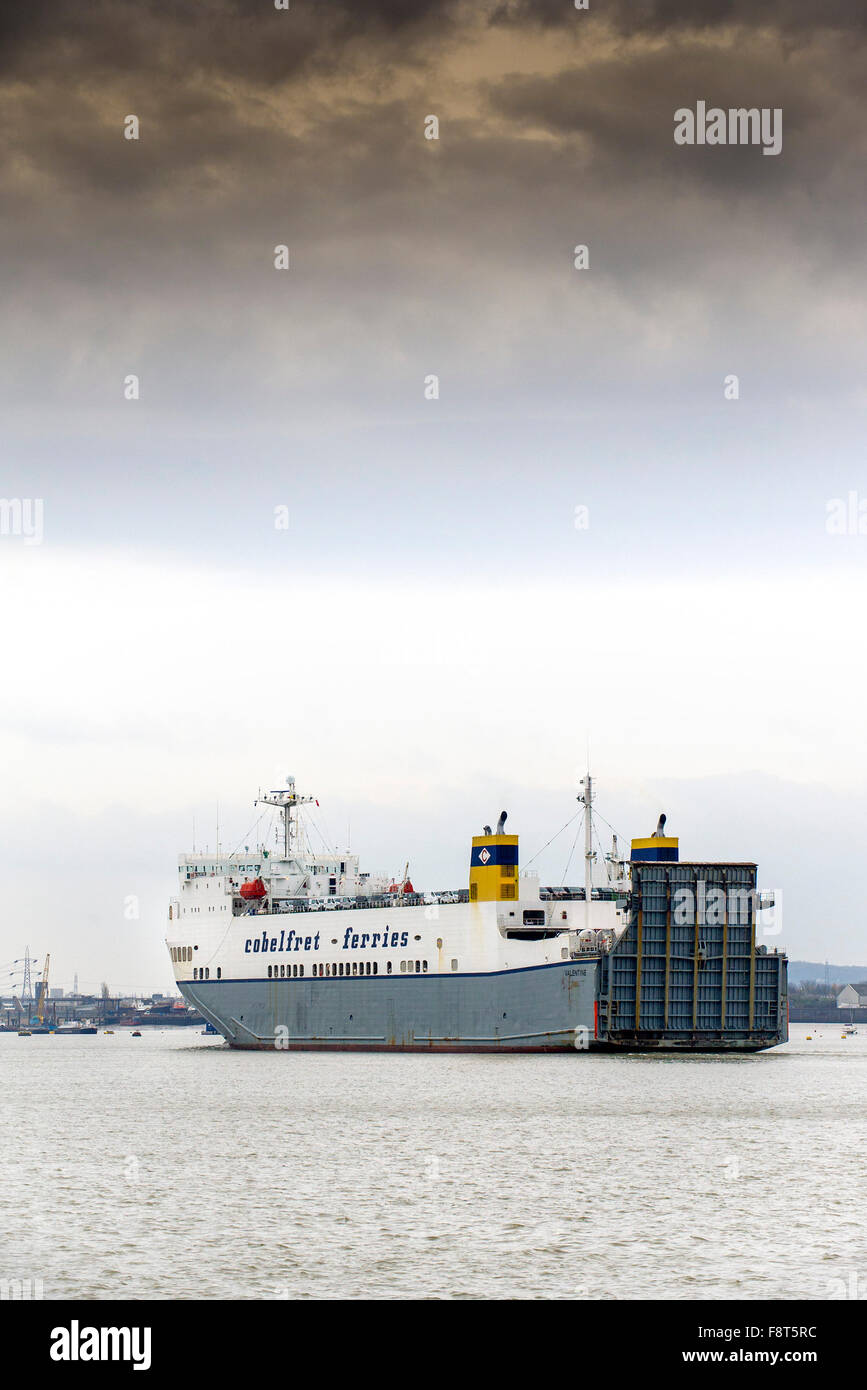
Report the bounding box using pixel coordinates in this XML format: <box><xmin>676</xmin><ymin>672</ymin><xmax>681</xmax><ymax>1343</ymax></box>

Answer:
<box><xmin>245</xmin><ymin>928</ymin><xmax>411</xmax><ymax>954</ymax></box>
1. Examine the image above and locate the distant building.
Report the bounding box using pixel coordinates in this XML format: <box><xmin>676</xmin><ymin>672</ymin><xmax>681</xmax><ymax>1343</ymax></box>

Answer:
<box><xmin>836</xmin><ymin>983</ymin><xmax>867</xmax><ymax>1009</ymax></box>
<box><xmin>51</xmin><ymin>988</ymin><xmax>64</xmax><ymax>999</ymax></box>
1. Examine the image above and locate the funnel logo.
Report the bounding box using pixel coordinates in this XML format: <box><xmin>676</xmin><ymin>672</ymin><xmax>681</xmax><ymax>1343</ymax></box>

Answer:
<box><xmin>478</xmin><ymin>848</ymin><xmax>491</xmax><ymax>865</ymax></box>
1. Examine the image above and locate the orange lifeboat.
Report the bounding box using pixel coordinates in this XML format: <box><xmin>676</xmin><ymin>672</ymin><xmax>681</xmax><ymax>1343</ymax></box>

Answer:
<box><xmin>239</xmin><ymin>878</ymin><xmax>267</xmax><ymax>900</ymax></box>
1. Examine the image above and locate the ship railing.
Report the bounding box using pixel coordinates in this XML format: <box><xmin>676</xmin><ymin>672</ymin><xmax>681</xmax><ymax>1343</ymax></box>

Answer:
<box><xmin>539</xmin><ymin>887</ymin><xmax>627</xmax><ymax>902</ymax></box>
<box><xmin>235</xmin><ymin>889</ymin><xmax>472</xmax><ymax>915</ymax></box>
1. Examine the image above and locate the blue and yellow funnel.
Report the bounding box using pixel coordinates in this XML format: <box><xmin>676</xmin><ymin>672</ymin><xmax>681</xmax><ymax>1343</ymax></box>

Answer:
<box><xmin>469</xmin><ymin>812</ymin><xmax>519</xmax><ymax>902</ymax></box>
<box><xmin>631</xmin><ymin>812</ymin><xmax>678</xmax><ymax>863</ymax></box>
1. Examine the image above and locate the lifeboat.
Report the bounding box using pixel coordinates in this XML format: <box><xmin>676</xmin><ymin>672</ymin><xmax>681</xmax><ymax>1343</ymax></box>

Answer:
<box><xmin>240</xmin><ymin>878</ymin><xmax>267</xmax><ymax>900</ymax></box>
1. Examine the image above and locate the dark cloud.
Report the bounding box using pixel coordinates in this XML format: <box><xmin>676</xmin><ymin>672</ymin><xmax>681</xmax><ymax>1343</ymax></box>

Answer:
<box><xmin>483</xmin><ymin>41</ymin><xmax>852</xmax><ymax>192</ymax></box>
<box><xmin>0</xmin><ymin>0</ymin><xmax>461</xmax><ymax>82</ymax></box>
<box><xmin>0</xmin><ymin>0</ymin><xmax>863</xmax><ymax>446</ymax></box>
<box><xmin>490</xmin><ymin>0</ymin><xmax>867</xmax><ymax>36</ymax></box>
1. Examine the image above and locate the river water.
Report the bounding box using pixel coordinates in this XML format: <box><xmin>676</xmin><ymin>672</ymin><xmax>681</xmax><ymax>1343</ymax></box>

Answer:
<box><xmin>2</xmin><ymin>1023</ymin><xmax>864</xmax><ymax>1300</ymax></box>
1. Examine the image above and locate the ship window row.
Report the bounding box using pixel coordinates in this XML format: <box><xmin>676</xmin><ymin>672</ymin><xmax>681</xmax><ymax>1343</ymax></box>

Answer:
<box><xmin>170</xmin><ymin>946</ymin><xmax>192</xmax><ymax>962</ymax></box>
<box><xmin>265</xmin><ymin>960</ymin><xmax>430</xmax><ymax>979</ymax></box>
<box><xmin>193</xmin><ymin>967</ymin><xmax>211</xmax><ymax>980</ymax></box>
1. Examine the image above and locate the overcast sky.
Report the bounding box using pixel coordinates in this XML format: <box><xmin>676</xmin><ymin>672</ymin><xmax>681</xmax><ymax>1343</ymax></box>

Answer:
<box><xmin>2</xmin><ymin>1</ymin><xmax>866</xmax><ymax>993</ymax></box>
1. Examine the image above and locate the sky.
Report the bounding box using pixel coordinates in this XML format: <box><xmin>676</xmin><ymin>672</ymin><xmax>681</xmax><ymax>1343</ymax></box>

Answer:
<box><xmin>1</xmin><ymin>0</ymin><xmax>866</xmax><ymax>993</ymax></box>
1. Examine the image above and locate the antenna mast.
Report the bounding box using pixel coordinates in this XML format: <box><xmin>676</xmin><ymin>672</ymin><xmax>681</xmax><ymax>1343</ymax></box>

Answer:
<box><xmin>256</xmin><ymin>776</ymin><xmax>314</xmax><ymax>859</ymax></box>
<box><xmin>578</xmin><ymin>773</ymin><xmax>596</xmax><ymax>931</ymax></box>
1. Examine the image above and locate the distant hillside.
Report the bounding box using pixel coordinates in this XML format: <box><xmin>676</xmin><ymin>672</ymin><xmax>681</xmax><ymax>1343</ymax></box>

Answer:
<box><xmin>788</xmin><ymin>960</ymin><xmax>867</xmax><ymax>986</ymax></box>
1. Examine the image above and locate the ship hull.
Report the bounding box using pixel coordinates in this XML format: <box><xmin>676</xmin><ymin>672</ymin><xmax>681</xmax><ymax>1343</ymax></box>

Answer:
<box><xmin>178</xmin><ymin>959</ymin><xmax>786</xmax><ymax>1052</ymax></box>
<box><xmin>179</xmin><ymin>960</ymin><xmax>600</xmax><ymax>1052</ymax></box>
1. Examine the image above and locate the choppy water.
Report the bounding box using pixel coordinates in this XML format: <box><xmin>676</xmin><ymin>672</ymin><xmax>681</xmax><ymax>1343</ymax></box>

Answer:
<box><xmin>2</xmin><ymin>1023</ymin><xmax>865</xmax><ymax>1300</ymax></box>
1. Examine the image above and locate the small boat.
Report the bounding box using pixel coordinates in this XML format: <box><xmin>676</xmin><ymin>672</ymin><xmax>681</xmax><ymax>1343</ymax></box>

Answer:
<box><xmin>104</xmin><ymin>1029</ymin><xmax>114</xmax><ymax>1035</ymax></box>
<box><xmin>17</xmin><ymin>1028</ymin><xmax>31</xmax><ymax>1037</ymax></box>
<box><xmin>131</xmin><ymin>1030</ymin><xmax>142</xmax><ymax>1037</ymax></box>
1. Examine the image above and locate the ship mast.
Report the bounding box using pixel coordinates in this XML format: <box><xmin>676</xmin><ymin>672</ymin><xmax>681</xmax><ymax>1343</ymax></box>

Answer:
<box><xmin>578</xmin><ymin>772</ymin><xmax>595</xmax><ymax>931</ymax></box>
<box><xmin>255</xmin><ymin>776</ymin><xmax>314</xmax><ymax>859</ymax></box>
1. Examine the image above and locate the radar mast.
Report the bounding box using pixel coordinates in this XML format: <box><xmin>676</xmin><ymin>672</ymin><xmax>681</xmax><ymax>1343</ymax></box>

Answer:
<box><xmin>256</xmin><ymin>776</ymin><xmax>314</xmax><ymax>859</ymax></box>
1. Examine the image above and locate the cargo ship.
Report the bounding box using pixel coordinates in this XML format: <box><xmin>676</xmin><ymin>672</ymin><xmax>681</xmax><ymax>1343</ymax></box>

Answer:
<box><xmin>166</xmin><ymin>776</ymin><xmax>787</xmax><ymax>1052</ymax></box>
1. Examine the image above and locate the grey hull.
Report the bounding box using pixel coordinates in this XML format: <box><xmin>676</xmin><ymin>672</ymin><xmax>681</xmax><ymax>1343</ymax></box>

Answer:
<box><xmin>180</xmin><ymin>960</ymin><xmax>600</xmax><ymax>1052</ymax></box>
